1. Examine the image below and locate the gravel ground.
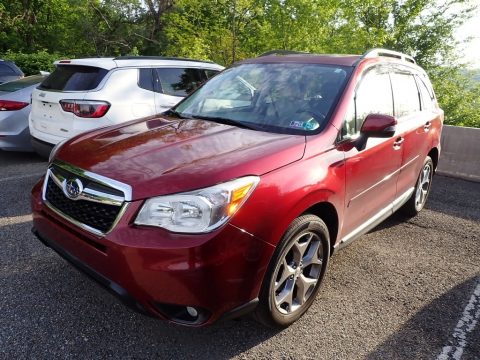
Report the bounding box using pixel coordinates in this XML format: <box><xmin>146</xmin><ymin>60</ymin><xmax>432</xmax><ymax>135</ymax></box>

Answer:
<box><xmin>0</xmin><ymin>151</ymin><xmax>479</xmax><ymax>360</ymax></box>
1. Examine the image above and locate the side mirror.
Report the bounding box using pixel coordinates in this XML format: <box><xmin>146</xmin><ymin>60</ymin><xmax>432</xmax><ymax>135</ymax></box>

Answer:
<box><xmin>353</xmin><ymin>114</ymin><xmax>397</xmax><ymax>151</ymax></box>
<box><xmin>360</xmin><ymin>114</ymin><xmax>397</xmax><ymax>138</ymax></box>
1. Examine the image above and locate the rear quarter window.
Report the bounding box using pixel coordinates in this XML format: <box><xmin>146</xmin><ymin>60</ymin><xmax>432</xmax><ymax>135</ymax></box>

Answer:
<box><xmin>38</xmin><ymin>65</ymin><xmax>108</xmax><ymax>91</ymax></box>
<box><xmin>205</xmin><ymin>69</ymin><xmax>220</xmax><ymax>79</ymax></box>
<box><xmin>416</xmin><ymin>75</ymin><xmax>436</xmax><ymax>111</ymax></box>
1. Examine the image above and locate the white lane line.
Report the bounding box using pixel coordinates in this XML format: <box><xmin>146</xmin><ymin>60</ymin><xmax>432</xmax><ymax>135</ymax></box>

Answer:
<box><xmin>0</xmin><ymin>214</ymin><xmax>33</xmax><ymax>226</ymax></box>
<box><xmin>437</xmin><ymin>279</ymin><xmax>480</xmax><ymax>360</ymax></box>
<box><xmin>0</xmin><ymin>172</ymin><xmax>45</xmax><ymax>183</ymax></box>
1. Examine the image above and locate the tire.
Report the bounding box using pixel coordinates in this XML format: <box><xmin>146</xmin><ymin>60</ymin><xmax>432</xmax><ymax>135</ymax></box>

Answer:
<box><xmin>253</xmin><ymin>214</ymin><xmax>330</xmax><ymax>328</ymax></box>
<box><xmin>400</xmin><ymin>156</ymin><xmax>434</xmax><ymax>217</ymax></box>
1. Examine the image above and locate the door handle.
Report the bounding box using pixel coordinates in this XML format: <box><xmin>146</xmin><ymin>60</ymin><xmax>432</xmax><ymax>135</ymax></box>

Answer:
<box><xmin>393</xmin><ymin>137</ymin><xmax>404</xmax><ymax>149</ymax></box>
<box><xmin>424</xmin><ymin>121</ymin><xmax>431</xmax><ymax>131</ymax></box>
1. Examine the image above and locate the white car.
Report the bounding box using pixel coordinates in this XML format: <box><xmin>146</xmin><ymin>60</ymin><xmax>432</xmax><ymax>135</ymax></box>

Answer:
<box><xmin>29</xmin><ymin>56</ymin><xmax>224</xmax><ymax>156</ymax></box>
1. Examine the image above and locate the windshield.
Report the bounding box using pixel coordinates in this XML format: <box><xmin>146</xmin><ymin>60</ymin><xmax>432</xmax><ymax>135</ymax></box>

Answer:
<box><xmin>174</xmin><ymin>63</ymin><xmax>351</xmax><ymax>134</ymax></box>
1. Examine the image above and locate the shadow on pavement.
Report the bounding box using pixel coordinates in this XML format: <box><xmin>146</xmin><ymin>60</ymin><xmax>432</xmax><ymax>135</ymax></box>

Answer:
<box><xmin>0</xmin><ymin>227</ymin><xmax>280</xmax><ymax>359</ymax></box>
<box><xmin>365</xmin><ymin>276</ymin><xmax>480</xmax><ymax>360</ymax></box>
<box><xmin>426</xmin><ymin>175</ymin><xmax>480</xmax><ymax>222</ymax></box>
<box><xmin>0</xmin><ymin>150</ymin><xmax>46</xmax><ymax>165</ymax></box>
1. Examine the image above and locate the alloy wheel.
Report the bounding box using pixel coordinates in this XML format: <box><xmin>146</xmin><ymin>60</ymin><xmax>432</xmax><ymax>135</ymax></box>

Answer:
<box><xmin>415</xmin><ymin>162</ymin><xmax>432</xmax><ymax>209</ymax></box>
<box><xmin>272</xmin><ymin>231</ymin><xmax>323</xmax><ymax>315</ymax></box>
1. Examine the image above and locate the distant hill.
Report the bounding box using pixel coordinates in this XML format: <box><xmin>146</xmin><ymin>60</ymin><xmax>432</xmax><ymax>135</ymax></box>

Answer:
<box><xmin>466</xmin><ymin>69</ymin><xmax>480</xmax><ymax>83</ymax></box>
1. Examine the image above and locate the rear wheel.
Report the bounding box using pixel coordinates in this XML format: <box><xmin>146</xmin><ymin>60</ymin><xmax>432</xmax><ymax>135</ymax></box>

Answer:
<box><xmin>254</xmin><ymin>214</ymin><xmax>330</xmax><ymax>328</ymax></box>
<box><xmin>401</xmin><ymin>156</ymin><xmax>434</xmax><ymax>217</ymax></box>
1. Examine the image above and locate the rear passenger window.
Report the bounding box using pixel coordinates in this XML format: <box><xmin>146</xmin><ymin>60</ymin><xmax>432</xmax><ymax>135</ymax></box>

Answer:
<box><xmin>156</xmin><ymin>68</ymin><xmax>206</xmax><ymax>97</ymax></box>
<box><xmin>39</xmin><ymin>65</ymin><xmax>108</xmax><ymax>91</ymax></box>
<box><xmin>390</xmin><ymin>73</ymin><xmax>420</xmax><ymax>117</ymax></box>
<box><xmin>343</xmin><ymin>67</ymin><xmax>393</xmax><ymax>137</ymax></box>
<box><xmin>416</xmin><ymin>76</ymin><xmax>436</xmax><ymax>111</ymax></box>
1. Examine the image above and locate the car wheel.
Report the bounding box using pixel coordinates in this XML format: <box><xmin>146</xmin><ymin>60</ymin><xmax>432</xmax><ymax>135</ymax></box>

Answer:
<box><xmin>401</xmin><ymin>156</ymin><xmax>434</xmax><ymax>217</ymax></box>
<box><xmin>254</xmin><ymin>214</ymin><xmax>330</xmax><ymax>328</ymax></box>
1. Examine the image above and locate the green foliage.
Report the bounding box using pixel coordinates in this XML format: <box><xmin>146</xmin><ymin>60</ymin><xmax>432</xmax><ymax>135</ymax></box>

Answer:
<box><xmin>431</xmin><ymin>67</ymin><xmax>480</xmax><ymax>128</ymax></box>
<box><xmin>1</xmin><ymin>50</ymin><xmax>65</xmax><ymax>75</ymax></box>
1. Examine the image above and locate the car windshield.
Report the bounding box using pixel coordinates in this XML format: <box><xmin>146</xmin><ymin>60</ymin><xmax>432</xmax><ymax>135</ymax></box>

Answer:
<box><xmin>0</xmin><ymin>75</ymin><xmax>45</xmax><ymax>92</ymax></box>
<box><xmin>174</xmin><ymin>63</ymin><xmax>351</xmax><ymax>134</ymax></box>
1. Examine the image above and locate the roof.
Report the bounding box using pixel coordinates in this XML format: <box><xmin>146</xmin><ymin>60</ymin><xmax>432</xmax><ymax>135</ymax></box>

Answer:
<box><xmin>240</xmin><ymin>54</ymin><xmax>362</xmax><ymax>67</ymax></box>
<box><xmin>239</xmin><ymin>48</ymin><xmax>420</xmax><ymax>69</ymax></box>
<box><xmin>53</xmin><ymin>57</ymin><xmax>224</xmax><ymax>71</ymax></box>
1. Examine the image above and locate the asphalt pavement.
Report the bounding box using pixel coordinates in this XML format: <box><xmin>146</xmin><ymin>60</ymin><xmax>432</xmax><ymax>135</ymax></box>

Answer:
<box><xmin>1</xmin><ymin>150</ymin><xmax>479</xmax><ymax>359</ymax></box>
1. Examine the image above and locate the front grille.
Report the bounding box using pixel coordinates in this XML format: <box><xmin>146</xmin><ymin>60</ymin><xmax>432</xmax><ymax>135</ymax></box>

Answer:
<box><xmin>42</xmin><ymin>162</ymin><xmax>130</xmax><ymax>235</ymax></box>
<box><xmin>45</xmin><ymin>178</ymin><xmax>122</xmax><ymax>233</ymax></box>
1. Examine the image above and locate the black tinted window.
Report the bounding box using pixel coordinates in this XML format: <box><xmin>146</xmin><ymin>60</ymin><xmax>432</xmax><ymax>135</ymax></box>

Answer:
<box><xmin>156</xmin><ymin>68</ymin><xmax>207</xmax><ymax>97</ymax></box>
<box><xmin>138</xmin><ymin>68</ymin><xmax>155</xmax><ymax>92</ymax></box>
<box><xmin>354</xmin><ymin>68</ymin><xmax>393</xmax><ymax>130</ymax></box>
<box><xmin>391</xmin><ymin>72</ymin><xmax>420</xmax><ymax>117</ymax></box>
<box><xmin>0</xmin><ymin>63</ymin><xmax>16</xmax><ymax>75</ymax></box>
<box><xmin>205</xmin><ymin>69</ymin><xmax>220</xmax><ymax>79</ymax></box>
<box><xmin>38</xmin><ymin>65</ymin><xmax>108</xmax><ymax>91</ymax></box>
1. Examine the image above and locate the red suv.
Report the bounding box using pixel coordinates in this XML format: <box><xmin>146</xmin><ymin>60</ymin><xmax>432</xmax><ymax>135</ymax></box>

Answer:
<box><xmin>31</xmin><ymin>49</ymin><xmax>443</xmax><ymax>327</ymax></box>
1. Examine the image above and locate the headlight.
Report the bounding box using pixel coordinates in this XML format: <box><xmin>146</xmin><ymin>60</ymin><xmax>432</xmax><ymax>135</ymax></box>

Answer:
<box><xmin>134</xmin><ymin>176</ymin><xmax>260</xmax><ymax>233</ymax></box>
<box><xmin>48</xmin><ymin>139</ymin><xmax>68</xmax><ymax>163</ymax></box>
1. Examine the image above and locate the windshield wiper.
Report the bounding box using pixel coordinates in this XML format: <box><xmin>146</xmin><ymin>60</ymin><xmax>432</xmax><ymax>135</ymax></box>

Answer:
<box><xmin>165</xmin><ymin>109</ymin><xmax>192</xmax><ymax>119</ymax></box>
<box><xmin>193</xmin><ymin>115</ymin><xmax>263</xmax><ymax>131</ymax></box>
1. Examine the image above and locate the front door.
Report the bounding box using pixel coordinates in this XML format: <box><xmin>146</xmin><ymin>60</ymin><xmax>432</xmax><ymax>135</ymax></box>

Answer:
<box><xmin>338</xmin><ymin>66</ymin><xmax>403</xmax><ymax>240</ymax></box>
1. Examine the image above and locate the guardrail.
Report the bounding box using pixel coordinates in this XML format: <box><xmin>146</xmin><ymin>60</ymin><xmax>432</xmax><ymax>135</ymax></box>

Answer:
<box><xmin>437</xmin><ymin>125</ymin><xmax>480</xmax><ymax>182</ymax></box>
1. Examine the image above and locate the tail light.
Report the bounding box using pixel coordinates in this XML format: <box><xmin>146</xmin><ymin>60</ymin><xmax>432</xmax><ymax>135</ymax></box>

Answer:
<box><xmin>0</xmin><ymin>100</ymin><xmax>29</xmax><ymax>111</ymax></box>
<box><xmin>60</xmin><ymin>100</ymin><xmax>110</xmax><ymax>118</ymax></box>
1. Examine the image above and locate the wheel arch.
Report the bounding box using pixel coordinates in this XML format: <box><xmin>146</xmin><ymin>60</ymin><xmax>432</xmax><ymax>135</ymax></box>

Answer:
<box><xmin>302</xmin><ymin>202</ymin><xmax>339</xmax><ymax>255</ymax></box>
<box><xmin>428</xmin><ymin>147</ymin><xmax>439</xmax><ymax>172</ymax></box>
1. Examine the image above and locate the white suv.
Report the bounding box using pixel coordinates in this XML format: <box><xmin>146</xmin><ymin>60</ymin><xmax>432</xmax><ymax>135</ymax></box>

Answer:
<box><xmin>29</xmin><ymin>56</ymin><xmax>224</xmax><ymax>156</ymax></box>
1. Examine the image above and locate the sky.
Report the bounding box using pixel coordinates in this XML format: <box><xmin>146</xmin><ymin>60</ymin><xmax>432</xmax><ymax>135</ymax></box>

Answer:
<box><xmin>455</xmin><ymin>0</ymin><xmax>480</xmax><ymax>68</ymax></box>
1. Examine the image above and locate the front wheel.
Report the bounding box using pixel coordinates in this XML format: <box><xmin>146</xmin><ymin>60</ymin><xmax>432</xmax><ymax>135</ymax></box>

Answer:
<box><xmin>253</xmin><ymin>214</ymin><xmax>330</xmax><ymax>328</ymax></box>
<box><xmin>400</xmin><ymin>156</ymin><xmax>434</xmax><ymax>217</ymax></box>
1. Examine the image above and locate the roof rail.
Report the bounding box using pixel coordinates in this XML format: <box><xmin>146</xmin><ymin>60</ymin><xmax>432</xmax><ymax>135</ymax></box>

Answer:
<box><xmin>113</xmin><ymin>56</ymin><xmax>215</xmax><ymax>64</ymax></box>
<box><xmin>258</xmin><ymin>50</ymin><xmax>309</xmax><ymax>57</ymax></box>
<box><xmin>361</xmin><ymin>48</ymin><xmax>416</xmax><ymax>64</ymax></box>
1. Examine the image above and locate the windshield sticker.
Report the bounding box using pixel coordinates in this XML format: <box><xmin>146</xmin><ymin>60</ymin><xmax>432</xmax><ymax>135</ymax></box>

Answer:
<box><xmin>289</xmin><ymin>120</ymin><xmax>318</xmax><ymax>130</ymax></box>
<box><xmin>289</xmin><ymin>121</ymin><xmax>305</xmax><ymax>129</ymax></box>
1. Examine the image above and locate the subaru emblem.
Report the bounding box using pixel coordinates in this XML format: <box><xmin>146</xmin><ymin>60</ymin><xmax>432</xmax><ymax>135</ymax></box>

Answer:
<box><xmin>63</xmin><ymin>178</ymin><xmax>83</xmax><ymax>199</ymax></box>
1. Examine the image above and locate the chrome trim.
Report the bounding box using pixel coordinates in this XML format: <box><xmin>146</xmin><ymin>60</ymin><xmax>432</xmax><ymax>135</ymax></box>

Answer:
<box><xmin>48</xmin><ymin>165</ymin><xmax>124</xmax><ymax>206</ymax></box>
<box><xmin>349</xmin><ymin>155</ymin><xmax>419</xmax><ymax>204</ymax></box>
<box><xmin>42</xmin><ymin>161</ymin><xmax>132</xmax><ymax>236</ymax></box>
<box><xmin>53</xmin><ymin>160</ymin><xmax>132</xmax><ymax>201</ymax></box>
<box><xmin>338</xmin><ymin>187</ymin><xmax>414</xmax><ymax>249</ymax></box>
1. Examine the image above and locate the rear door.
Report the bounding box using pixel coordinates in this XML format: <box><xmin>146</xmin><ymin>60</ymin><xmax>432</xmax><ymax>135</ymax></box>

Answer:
<box><xmin>390</xmin><ymin>69</ymin><xmax>431</xmax><ymax>198</ymax></box>
<box><xmin>30</xmin><ymin>65</ymin><xmax>108</xmax><ymax>138</ymax></box>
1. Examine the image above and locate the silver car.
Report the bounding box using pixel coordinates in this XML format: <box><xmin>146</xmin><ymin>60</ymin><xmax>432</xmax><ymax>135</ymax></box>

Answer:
<box><xmin>0</xmin><ymin>74</ymin><xmax>47</xmax><ymax>151</ymax></box>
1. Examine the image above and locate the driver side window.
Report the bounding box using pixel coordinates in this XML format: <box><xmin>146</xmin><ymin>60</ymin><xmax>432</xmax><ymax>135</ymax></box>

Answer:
<box><xmin>201</xmin><ymin>76</ymin><xmax>254</xmax><ymax>112</ymax></box>
<box><xmin>342</xmin><ymin>67</ymin><xmax>394</xmax><ymax>138</ymax></box>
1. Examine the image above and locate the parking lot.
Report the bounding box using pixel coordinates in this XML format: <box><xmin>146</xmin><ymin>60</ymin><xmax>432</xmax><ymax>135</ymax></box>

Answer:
<box><xmin>1</xmin><ymin>150</ymin><xmax>479</xmax><ymax>359</ymax></box>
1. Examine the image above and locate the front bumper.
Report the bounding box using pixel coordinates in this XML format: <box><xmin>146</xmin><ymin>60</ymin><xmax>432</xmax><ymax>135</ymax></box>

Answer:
<box><xmin>31</xmin><ymin>179</ymin><xmax>274</xmax><ymax>326</ymax></box>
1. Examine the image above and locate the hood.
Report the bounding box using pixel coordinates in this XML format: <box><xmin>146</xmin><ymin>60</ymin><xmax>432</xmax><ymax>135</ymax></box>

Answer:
<box><xmin>57</xmin><ymin>116</ymin><xmax>306</xmax><ymax>200</ymax></box>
